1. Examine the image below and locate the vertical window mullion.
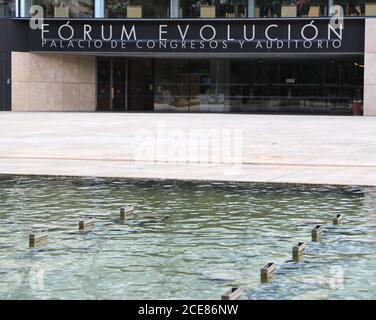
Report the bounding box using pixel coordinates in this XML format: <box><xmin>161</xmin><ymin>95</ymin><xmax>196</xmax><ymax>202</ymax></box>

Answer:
<box><xmin>15</xmin><ymin>0</ymin><xmax>19</xmax><ymax>17</ymax></box>
<box><xmin>328</xmin><ymin>0</ymin><xmax>334</xmax><ymax>16</ymax></box>
<box><xmin>171</xmin><ymin>0</ymin><xmax>179</xmax><ymax>18</ymax></box>
<box><xmin>19</xmin><ymin>0</ymin><xmax>25</xmax><ymax>17</ymax></box>
<box><xmin>248</xmin><ymin>0</ymin><xmax>255</xmax><ymax>17</ymax></box>
<box><xmin>95</xmin><ymin>0</ymin><xmax>104</xmax><ymax>18</ymax></box>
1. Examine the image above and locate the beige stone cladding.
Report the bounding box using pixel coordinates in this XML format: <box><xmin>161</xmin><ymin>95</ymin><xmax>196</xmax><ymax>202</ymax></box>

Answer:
<box><xmin>364</xmin><ymin>18</ymin><xmax>376</xmax><ymax>116</ymax></box>
<box><xmin>11</xmin><ymin>52</ymin><xmax>96</xmax><ymax>112</ymax></box>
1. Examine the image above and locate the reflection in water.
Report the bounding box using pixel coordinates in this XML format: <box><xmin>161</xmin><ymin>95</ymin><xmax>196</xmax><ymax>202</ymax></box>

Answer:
<box><xmin>0</xmin><ymin>175</ymin><xmax>375</xmax><ymax>299</ymax></box>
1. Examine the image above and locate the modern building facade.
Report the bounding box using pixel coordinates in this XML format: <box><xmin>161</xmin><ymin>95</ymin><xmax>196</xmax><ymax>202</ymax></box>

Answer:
<box><xmin>0</xmin><ymin>1</ymin><xmax>375</xmax><ymax>115</ymax></box>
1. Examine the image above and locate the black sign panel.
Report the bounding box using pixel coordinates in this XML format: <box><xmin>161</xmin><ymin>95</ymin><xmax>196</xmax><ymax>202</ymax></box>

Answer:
<box><xmin>28</xmin><ymin>18</ymin><xmax>365</xmax><ymax>54</ymax></box>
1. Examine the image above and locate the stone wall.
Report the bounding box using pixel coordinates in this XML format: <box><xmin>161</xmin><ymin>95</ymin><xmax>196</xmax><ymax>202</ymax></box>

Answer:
<box><xmin>11</xmin><ymin>52</ymin><xmax>96</xmax><ymax>112</ymax></box>
<box><xmin>364</xmin><ymin>19</ymin><xmax>376</xmax><ymax>116</ymax></box>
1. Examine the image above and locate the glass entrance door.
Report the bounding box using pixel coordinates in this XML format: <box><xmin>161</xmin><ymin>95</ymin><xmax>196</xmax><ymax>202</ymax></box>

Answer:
<box><xmin>112</xmin><ymin>59</ymin><xmax>127</xmax><ymax>111</ymax></box>
<box><xmin>127</xmin><ymin>59</ymin><xmax>155</xmax><ymax>111</ymax></box>
<box><xmin>97</xmin><ymin>58</ymin><xmax>127</xmax><ymax>111</ymax></box>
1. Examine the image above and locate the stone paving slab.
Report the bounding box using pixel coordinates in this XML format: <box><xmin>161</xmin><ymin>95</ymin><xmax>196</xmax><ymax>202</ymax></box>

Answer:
<box><xmin>1</xmin><ymin>112</ymin><xmax>376</xmax><ymax>186</ymax></box>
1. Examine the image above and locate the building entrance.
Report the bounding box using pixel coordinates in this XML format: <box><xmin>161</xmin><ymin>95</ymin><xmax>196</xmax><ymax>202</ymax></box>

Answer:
<box><xmin>97</xmin><ymin>57</ymin><xmax>364</xmax><ymax>114</ymax></box>
<box><xmin>97</xmin><ymin>58</ymin><xmax>154</xmax><ymax>111</ymax></box>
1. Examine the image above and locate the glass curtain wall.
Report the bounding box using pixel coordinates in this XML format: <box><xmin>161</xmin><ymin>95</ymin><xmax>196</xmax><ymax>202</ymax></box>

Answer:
<box><xmin>365</xmin><ymin>0</ymin><xmax>376</xmax><ymax>16</ymax></box>
<box><xmin>153</xmin><ymin>58</ymin><xmax>363</xmax><ymax>113</ymax></box>
<box><xmin>104</xmin><ymin>0</ymin><xmax>170</xmax><ymax>18</ymax></box>
<box><xmin>334</xmin><ymin>0</ymin><xmax>356</xmax><ymax>16</ymax></box>
<box><xmin>154</xmin><ymin>59</ymin><xmax>230</xmax><ymax>112</ymax></box>
<box><xmin>0</xmin><ymin>0</ymin><xmax>15</xmax><ymax>16</ymax></box>
<box><xmin>230</xmin><ymin>58</ymin><xmax>363</xmax><ymax>113</ymax></box>
<box><xmin>24</xmin><ymin>0</ymin><xmax>94</xmax><ymax>17</ymax></box>
<box><xmin>255</xmin><ymin>0</ymin><xmax>327</xmax><ymax>17</ymax></box>
<box><xmin>333</xmin><ymin>0</ymin><xmax>376</xmax><ymax>16</ymax></box>
<box><xmin>19</xmin><ymin>0</ymin><xmax>376</xmax><ymax>17</ymax></box>
<box><xmin>179</xmin><ymin>0</ymin><xmax>248</xmax><ymax>18</ymax></box>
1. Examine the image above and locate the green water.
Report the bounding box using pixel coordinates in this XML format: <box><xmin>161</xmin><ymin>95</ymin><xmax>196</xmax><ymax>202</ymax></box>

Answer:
<box><xmin>0</xmin><ymin>175</ymin><xmax>375</xmax><ymax>300</ymax></box>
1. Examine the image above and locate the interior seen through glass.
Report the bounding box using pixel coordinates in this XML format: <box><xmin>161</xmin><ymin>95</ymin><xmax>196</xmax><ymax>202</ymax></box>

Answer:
<box><xmin>8</xmin><ymin>0</ymin><xmax>376</xmax><ymax>18</ymax></box>
<box><xmin>96</xmin><ymin>57</ymin><xmax>364</xmax><ymax>114</ymax></box>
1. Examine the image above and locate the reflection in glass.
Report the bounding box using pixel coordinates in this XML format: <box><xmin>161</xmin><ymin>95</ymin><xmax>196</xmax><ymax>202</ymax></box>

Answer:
<box><xmin>112</xmin><ymin>59</ymin><xmax>127</xmax><ymax>111</ymax></box>
<box><xmin>97</xmin><ymin>59</ymin><xmax>112</xmax><ymax>112</ymax></box>
<box><xmin>307</xmin><ymin>0</ymin><xmax>327</xmax><ymax>16</ymax></box>
<box><xmin>255</xmin><ymin>0</ymin><xmax>281</xmax><ymax>17</ymax></box>
<box><xmin>0</xmin><ymin>0</ymin><xmax>15</xmax><ymax>17</ymax></box>
<box><xmin>180</xmin><ymin>0</ymin><xmax>215</xmax><ymax>18</ymax></box>
<box><xmin>334</xmin><ymin>0</ymin><xmax>354</xmax><ymax>15</ymax></box>
<box><xmin>365</xmin><ymin>0</ymin><xmax>376</xmax><ymax>16</ymax></box>
<box><xmin>217</xmin><ymin>0</ymin><xmax>248</xmax><ymax>18</ymax></box>
<box><xmin>230</xmin><ymin>58</ymin><xmax>363</xmax><ymax>113</ymax></box>
<box><xmin>154</xmin><ymin>58</ymin><xmax>363</xmax><ymax>114</ymax></box>
<box><xmin>179</xmin><ymin>0</ymin><xmax>248</xmax><ymax>18</ymax></box>
<box><xmin>25</xmin><ymin>0</ymin><xmax>94</xmax><ymax>17</ymax></box>
<box><xmin>333</xmin><ymin>0</ymin><xmax>376</xmax><ymax>16</ymax></box>
<box><xmin>154</xmin><ymin>59</ymin><xmax>229</xmax><ymax>112</ymax></box>
<box><xmin>104</xmin><ymin>0</ymin><xmax>170</xmax><ymax>18</ymax></box>
<box><xmin>128</xmin><ymin>59</ymin><xmax>154</xmax><ymax>111</ymax></box>
<box><xmin>255</xmin><ymin>0</ymin><xmax>327</xmax><ymax>17</ymax></box>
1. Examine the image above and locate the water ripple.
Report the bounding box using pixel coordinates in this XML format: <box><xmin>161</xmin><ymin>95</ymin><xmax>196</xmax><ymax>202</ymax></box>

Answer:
<box><xmin>0</xmin><ymin>175</ymin><xmax>375</xmax><ymax>299</ymax></box>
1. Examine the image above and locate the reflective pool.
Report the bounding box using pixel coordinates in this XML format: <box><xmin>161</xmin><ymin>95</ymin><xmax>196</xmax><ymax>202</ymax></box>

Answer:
<box><xmin>0</xmin><ymin>175</ymin><xmax>375</xmax><ymax>300</ymax></box>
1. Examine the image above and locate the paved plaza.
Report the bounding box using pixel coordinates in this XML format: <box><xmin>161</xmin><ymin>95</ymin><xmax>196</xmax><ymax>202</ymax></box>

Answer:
<box><xmin>1</xmin><ymin>112</ymin><xmax>376</xmax><ymax>185</ymax></box>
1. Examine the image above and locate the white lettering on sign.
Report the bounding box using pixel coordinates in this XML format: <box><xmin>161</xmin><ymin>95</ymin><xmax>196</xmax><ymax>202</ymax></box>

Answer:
<box><xmin>38</xmin><ymin>21</ymin><xmax>347</xmax><ymax>52</ymax></box>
